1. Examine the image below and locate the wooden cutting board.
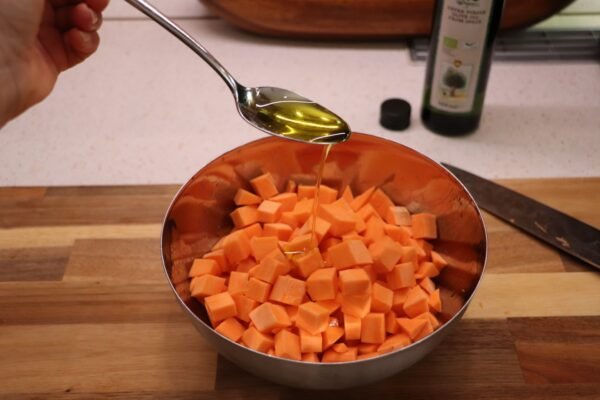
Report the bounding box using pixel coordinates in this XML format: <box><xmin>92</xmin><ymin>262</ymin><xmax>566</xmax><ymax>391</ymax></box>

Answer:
<box><xmin>1</xmin><ymin>178</ymin><xmax>599</xmax><ymax>398</ymax></box>
<box><xmin>201</xmin><ymin>0</ymin><xmax>575</xmax><ymax>39</ymax></box>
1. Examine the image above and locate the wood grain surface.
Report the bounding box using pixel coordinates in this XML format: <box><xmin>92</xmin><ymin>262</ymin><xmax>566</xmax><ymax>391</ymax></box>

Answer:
<box><xmin>201</xmin><ymin>0</ymin><xmax>575</xmax><ymax>39</ymax></box>
<box><xmin>1</xmin><ymin>178</ymin><xmax>599</xmax><ymax>399</ymax></box>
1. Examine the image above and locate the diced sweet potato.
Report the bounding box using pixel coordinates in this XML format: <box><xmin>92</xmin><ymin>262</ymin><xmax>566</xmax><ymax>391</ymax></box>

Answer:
<box><xmin>377</xmin><ymin>333</ymin><xmax>411</xmax><ymax>354</ymax></box>
<box><xmin>263</xmin><ymin>223</ymin><xmax>293</xmax><ymax>241</ymax></box>
<box><xmin>371</xmin><ymin>282</ymin><xmax>393</xmax><ymax>313</ymax></box>
<box><xmin>234</xmin><ymin>189</ymin><xmax>261</xmax><ymax>206</ymax></box>
<box><xmin>257</xmin><ymin>200</ymin><xmax>283</xmax><ymax>224</ymax></box>
<box><xmin>385</xmin><ymin>206</ymin><xmax>411</xmax><ymax>226</ymax></box>
<box><xmin>386</xmin><ymin>262</ymin><xmax>416</xmax><ymax>289</ymax></box>
<box><xmin>230</xmin><ymin>206</ymin><xmax>259</xmax><ymax>229</ymax></box>
<box><xmin>369</xmin><ymin>188</ymin><xmax>395</xmax><ymax>218</ymax></box>
<box><xmin>205</xmin><ymin>291</ymin><xmax>237</xmax><ymax>325</ymax></box>
<box><xmin>339</xmin><ymin>268</ymin><xmax>371</xmax><ymax>296</ymax></box>
<box><xmin>411</xmin><ymin>213</ymin><xmax>437</xmax><ymax>239</ymax></box>
<box><xmin>250</xmin><ymin>172</ymin><xmax>279</xmax><ymax>200</ymax></box>
<box><xmin>249</xmin><ymin>302</ymin><xmax>291</xmax><ymax>332</ymax></box>
<box><xmin>232</xmin><ymin>294</ymin><xmax>258</xmax><ymax>323</ymax></box>
<box><xmin>328</xmin><ymin>240</ymin><xmax>373</xmax><ymax>270</ymax></box>
<box><xmin>306</xmin><ymin>267</ymin><xmax>337</xmax><ymax>301</ymax></box>
<box><xmin>242</xmin><ymin>326</ymin><xmax>274</xmax><ymax>353</ymax></box>
<box><xmin>223</xmin><ymin>231</ymin><xmax>251</xmax><ymax>266</ymax></box>
<box><xmin>190</xmin><ymin>274</ymin><xmax>227</xmax><ymax>298</ymax></box>
<box><xmin>246</xmin><ymin>277</ymin><xmax>271</xmax><ymax>303</ymax></box>
<box><xmin>250</xmin><ymin>236</ymin><xmax>279</xmax><ymax>261</ymax></box>
<box><xmin>188</xmin><ymin>258</ymin><xmax>221</xmax><ymax>278</ymax></box>
<box><xmin>344</xmin><ymin>314</ymin><xmax>362</xmax><ymax>341</ymax></box>
<box><xmin>368</xmin><ymin>237</ymin><xmax>403</xmax><ymax>273</ymax></box>
<box><xmin>274</xmin><ymin>329</ymin><xmax>301</xmax><ymax>360</ymax></box>
<box><xmin>300</xmin><ymin>329</ymin><xmax>323</xmax><ymax>353</ymax></box>
<box><xmin>296</xmin><ymin>302</ymin><xmax>330</xmax><ymax>335</ymax></box>
<box><xmin>361</xmin><ymin>313</ymin><xmax>386</xmax><ymax>344</ymax></box>
<box><xmin>403</xmin><ymin>286</ymin><xmax>430</xmax><ymax>318</ymax></box>
<box><xmin>269</xmin><ymin>192</ymin><xmax>298</xmax><ymax>212</ymax></box>
<box><xmin>228</xmin><ymin>271</ymin><xmax>249</xmax><ymax>296</ymax></box>
<box><xmin>322</xmin><ymin>326</ymin><xmax>344</xmax><ymax>350</ymax></box>
<box><xmin>350</xmin><ymin>186</ymin><xmax>376</xmax><ymax>211</ymax></box>
<box><xmin>293</xmin><ymin>248</ymin><xmax>324</xmax><ymax>278</ymax></box>
<box><xmin>269</xmin><ymin>275</ymin><xmax>306</xmax><ymax>306</ymax></box>
<box><xmin>215</xmin><ymin>317</ymin><xmax>245</xmax><ymax>342</ymax></box>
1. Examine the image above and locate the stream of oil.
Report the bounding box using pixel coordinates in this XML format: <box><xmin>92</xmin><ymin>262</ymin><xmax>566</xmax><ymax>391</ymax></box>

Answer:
<box><xmin>284</xmin><ymin>143</ymin><xmax>333</xmax><ymax>257</ymax></box>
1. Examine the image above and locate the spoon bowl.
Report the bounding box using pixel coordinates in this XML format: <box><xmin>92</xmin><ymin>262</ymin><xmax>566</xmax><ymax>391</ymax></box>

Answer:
<box><xmin>125</xmin><ymin>0</ymin><xmax>351</xmax><ymax>145</ymax></box>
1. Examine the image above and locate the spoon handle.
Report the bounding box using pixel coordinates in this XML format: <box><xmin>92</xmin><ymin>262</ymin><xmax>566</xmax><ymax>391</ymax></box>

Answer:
<box><xmin>124</xmin><ymin>0</ymin><xmax>240</xmax><ymax>95</ymax></box>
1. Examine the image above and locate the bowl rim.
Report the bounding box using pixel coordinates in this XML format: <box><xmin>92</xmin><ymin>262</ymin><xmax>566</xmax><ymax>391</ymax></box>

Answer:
<box><xmin>160</xmin><ymin>132</ymin><xmax>489</xmax><ymax>365</ymax></box>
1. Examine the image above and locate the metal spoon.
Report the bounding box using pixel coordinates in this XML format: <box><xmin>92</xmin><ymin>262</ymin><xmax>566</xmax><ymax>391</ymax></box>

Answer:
<box><xmin>124</xmin><ymin>0</ymin><xmax>351</xmax><ymax>145</ymax></box>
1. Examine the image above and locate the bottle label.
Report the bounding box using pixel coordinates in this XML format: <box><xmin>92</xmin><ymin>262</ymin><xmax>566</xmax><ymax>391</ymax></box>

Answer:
<box><xmin>430</xmin><ymin>0</ymin><xmax>493</xmax><ymax>113</ymax></box>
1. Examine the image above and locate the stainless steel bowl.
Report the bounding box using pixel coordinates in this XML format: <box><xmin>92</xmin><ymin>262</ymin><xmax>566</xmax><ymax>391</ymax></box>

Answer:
<box><xmin>161</xmin><ymin>133</ymin><xmax>487</xmax><ymax>389</ymax></box>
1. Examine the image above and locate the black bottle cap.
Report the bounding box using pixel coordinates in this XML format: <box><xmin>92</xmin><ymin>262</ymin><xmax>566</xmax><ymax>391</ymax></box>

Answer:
<box><xmin>380</xmin><ymin>98</ymin><xmax>411</xmax><ymax>131</ymax></box>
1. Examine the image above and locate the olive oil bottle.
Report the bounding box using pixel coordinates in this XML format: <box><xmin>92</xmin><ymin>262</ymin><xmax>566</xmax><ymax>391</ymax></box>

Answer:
<box><xmin>421</xmin><ymin>0</ymin><xmax>504</xmax><ymax>136</ymax></box>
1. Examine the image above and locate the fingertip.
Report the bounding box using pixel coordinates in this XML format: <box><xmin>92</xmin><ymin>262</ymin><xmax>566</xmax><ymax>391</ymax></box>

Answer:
<box><xmin>85</xmin><ymin>0</ymin><xmax>110</xmax><ymax>13</ymax></box>
<box><xmin>71</xmin><ymin>2</ymin><xmax>102</xmax><ymax>32</ymax></box>
<box><xmin>65</xmin><ymin>29</ymin><xmax>100</xmax><ymax>63</ymax></box>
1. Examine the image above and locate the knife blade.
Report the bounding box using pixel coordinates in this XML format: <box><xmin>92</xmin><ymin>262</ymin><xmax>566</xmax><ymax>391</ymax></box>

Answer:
<box><xmin>441</xmin><ymin>163</ymin><xmax>600</xmax><ymax>270</ymax></box>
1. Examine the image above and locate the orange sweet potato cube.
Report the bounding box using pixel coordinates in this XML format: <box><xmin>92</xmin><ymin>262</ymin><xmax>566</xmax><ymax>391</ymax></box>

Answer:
<box><xmin>377</xmin><ymin>333</ymin><xmax>411</xmax><ymax>354</ymax></box>
<box><xmin>242</xmin><ymin>222</ymin><xmax>263</xmax><ymax>240</ymax></box>
<box><xmin>403</xmin><ymin>286</ymin><xmax>430</xmax><ymax>318</ymax></box>
<box><xmin>252</xmin><ymin>256</ymin><xmax>287</xmax><ymax>284</ymax></box>
<box><xmin>361</xmin><ymin>313</ymin><xmax>386</xmax><ymax>344</ymax></box>
<box><xmin>215</xmin><ymin>317</ymin><xmax>246</xmax><ymax>342</ymax></box>
<box><xmin>363</xmin><ymin>216</ymin><xmax>386</xmax><ymax>245</ymax></box>
<box><xmin>205</xmin><ymin>291</ymin><xmax>237</xmax><ymax>325</ymax></box>
<box><xmin>369</xmin><ymin>188</ymin><xmax>395</xmax><ymax>218</ymax></box>
<box><xmin>250</xmin><ymin>172</ymin><xmax>279</xmax><ymax>200</ymax></box>
<box><xmin>384</xmin><ymin>224</ymin><xmax>412</xmax><ymax>245</ymax></box>
<box><xmin>419</xmin><ymin>276</ymin><xmax>437</xmax><ymax>294</ymax></box>
<box><xmin>269</xmin><ymin>275</ymin><xmax>307</xmax><ymax>306</ymax></box>
<box><xmin>322</xmin><ymin>326</ymin><xmax>344</xmax><ymax>350</ymax></box>
<box><xmin>371</xmin><ymin>282</ymin><xmax>394</xmax><ymax>313</ymax></box>
<box><xmin>341</xmin><ymin>293</ymin><xmax>371</xmax><ymax>319</ymax></box>
<box><xmin>228</xmin><ymin>271</ymin><xmax>249</xmax><ymax>296</ymax></box>
<box><xmin>230</xmin><ymin>206</ymin><xmax>259</xmax><ymax>229</ymax></box>
<box><xmin>274</xmin><ymin>329</ymin><xmax>301</xmax><ymax>361</ymax></box>
<box><xmin>385</xmin><ymin>205</ymin><xmax>412</xmax><ymax>226</ymax></box>
<box><xmin>257</xmin><ymin>200</ymin><xmax>283</xmax><ymax>224</ymax></box>
<box><xmin>291</xmin><ymin>198</ymin><xmax>314</xmax><ymax>224</ymax></box>
<box><xmin>344</xmin><ymin>314</ymin><xmax>362</xmax><ymax>341</ymax></box>
<box><xmin>340</xmin><ymin>186</ymin><xmax>354</xmax><ymax>205</ymax></box>
<box><xmin>293</xmin><ymin>247</ymin><xmax>324</xmax><ymax>278</ymax></box>
<box><xmin>188</xmin><ymin>258</ymin><xmax>221</xmax><ymax>278</ymax></box>
<box><xmin>223</xmin><ymin>231</ymin><xmax>251</xmax><ymax>266</ymax></box>
<box><xmin>411</xmin><ymin>213</ymin><xmax>438</xmax><ymax>239</ymax></box>
<box><xmin>234</xmin><ymin>188</ymin><xmax>262</xmax><ymax>206</ymax></box>
<box><xmin>297</xmin><ymin>217</ymin><xmax>331</xmax><ymax>244</ymax></box>
<box><xmin>249</xmin><ymin>302</ymin><xmax>291</xmax><ymax>332</ymax></box>
<box><xmin>415</xmin><ymin>261</ymin><xmax>440</xmax><ymax>279</ymax></box>
<box><xmin>299</xmin><ymin>329</ymin><xmax>323</xmax><ymax>353</ymax></box>
<box><xmin>396</xmin><ymin>317</ymin><xmax>428</xmax><ymax>340</ymax></box>
<box><xmin>392</xmin><ymin>288</ymin><xmax>410</xmax><ymax>314</ymax></box>
<box><xmin>306</xmin><ymin>267</ymin><xmax>337</xmax><ymax>301</ymax></box>
<box><xmin>246</xmin><ymin>277</ymin><xmax>271</xmax><ymax>303</ymax></box>
<box><xmin>385</xmin><ymin>310</ymin><xmax>400</xmax><ymax>334</ymax></box>
<box><xmin>386</xmin><ymin>262</ymin><xmax>416</xmax><ymax>289</ymax></box>
<box><xmin>429</xmin><ymin>288</ymin><xmax>442</xmax><ymax>313</ymax></box>
<box><xmin>242</xmin><ymin>326</ymin><xmax>274</xmax><ymax>353</ymax></box>
<box><xmin>202</xmin><ymin>249</ymin><xmax>229</xmax><ymax>273</ymax></box>
<box><xmin>368</xmin><ymin>237</ymin><xmax>403</xmax><ymax>273</ymax></box>
<box><xmin>322</xmin><ymin>347</ymin><xmax>358</xmax><ymax>363</ymax></box>
<box><xmin>328</xmin><ymin>240</ymin><xmax>373</xmax><ymax>270</ymax></box>
<box><xmin>263</xmin><ymin>223</ymin><xmax>293</xmax><ymax>241</ymax></box>
<box><xmin>232</xmin><ymin>294</ymin><xmax>258</xmax><ymax>323</ymax></box>
<box><xmin>350</xmin><ymin>186</ymin><xmax>376</xmax><ymax>211</ymax></box>
<box><xmin>318</xmin><ymin>203</ymin><xmax>356</xmax><ymax>237</ymax></box>
<box><xmin>339</xmin><ymin>268</ymin><xmax>371</xmax><ymax>296</ymax></box>
<box><xmin>296</xmin><ymin>302</ymin><xmax>330</xmax><ymax>335</ymax></box>
<box><xmin>269</xmin><ymin>192</ymin><xmax>298</xmax><ymax>212</ymax></box>
<box><xmin>279</xmin><ymin>211</ymin><xmax>299</xmax><ymax>229</ymax></box>
<box><xmin>250</xmin><ymin>236</ymin><xmax>279</xmax><ymax>261</ymax></box>
<box><xmin>190</xmin><ymin>274</ymin><xmax>227</xmax><ymax>299</ymax></box>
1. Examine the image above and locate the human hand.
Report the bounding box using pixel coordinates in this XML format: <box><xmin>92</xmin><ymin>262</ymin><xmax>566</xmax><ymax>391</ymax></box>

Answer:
<box><xmin>0</xmin><ymin>0</ymin><xmax>109</xmax><ymax>127</ymax></box>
